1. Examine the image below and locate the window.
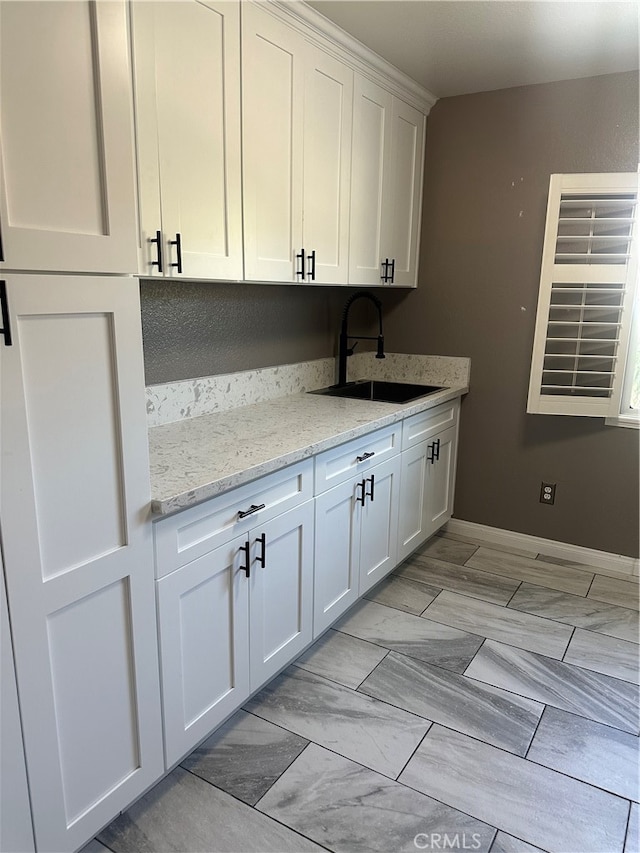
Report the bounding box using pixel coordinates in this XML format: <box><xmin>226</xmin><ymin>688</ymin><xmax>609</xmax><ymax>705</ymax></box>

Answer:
<box><xmin>527</xmin><ymin>172</ymin><xmax>638</xmax><ymax>424</ymax></box>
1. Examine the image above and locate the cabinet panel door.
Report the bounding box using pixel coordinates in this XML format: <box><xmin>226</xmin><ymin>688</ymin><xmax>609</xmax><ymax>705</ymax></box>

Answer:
<box><xmin>302</xmin><ymin>47</ymin><xmax>353</xmax><ymax>284</ymax></box>
<box><xmin>250</xmin><ymin>501</ymin><xmax>314</xmax><ymax>688</ymax></box>
<box><xmin>348</xmin><ymin>76</ymin><xmax>392</xmax><ymax>286</ymax></box>
<box><xmin>359</xmin><ymin>455</ymin><xmax>401</xmax><ymax>594</ymax></box>
<box><xmin>242</xmin><ymin>3</ymin><xmax>303</xmax><ymax>282</ymax></box>
<box><xmin>0</xmin><ymin>276</ymin><xmax>163</xmax><ymax>852</ymax></box>
<box><xmin>397</xmin><ymin>440</ymin><xmax>429</xmax><ymax>563</ymax></box>
<box><xmin>425</xmin><ymin>425</ymin><xmax>458</xmax><ymax>539</ymax></box>
<box><xmin>384</xmin><ymin>97</ymin><xmax>425</xmax><ymax>287</ymax></box>
<box><xmin>152</xmin><ymin>0</ymin><xmax>243</xmax><ymax>280</ymax></box>
<box><xmin>157</xmin><ymin>538</ymin><xmax>250</xmax><ymax>768</ymax></box>
<box><xmin>313</xmin><ymin>479</ymin><xmax>361</xmax><ymax>637</ymax></box>
<box><xmin>0</xmin><ymin>2</ymin><xmax>137</xmax><ymax>273</ymax></box>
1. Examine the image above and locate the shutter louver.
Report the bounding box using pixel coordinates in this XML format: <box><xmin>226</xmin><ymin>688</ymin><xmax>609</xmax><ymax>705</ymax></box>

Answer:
<box><xmin>528</xmin><ymin>173</ymin><xmax>638</xmax><ymax>418</ymax></box>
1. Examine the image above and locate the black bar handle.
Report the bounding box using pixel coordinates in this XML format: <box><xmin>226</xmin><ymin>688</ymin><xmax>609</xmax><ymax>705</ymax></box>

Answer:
<box><xmin>238</xmin><ymin>502</ymin><xmax>265</xmax><ymax>520</ymax></box>
<box><xmin>380</xmin><ymin>259</ymin><xmax>389</xmax><ymax>282</ymax></box>
<box><xmin>256</xmin><ymin>533</ymin><xmax>266</xmax><ymax>568</ymax></box>
<box><xmin>356</xmin><ymin>451</ymin><xmax>375</xmax><ymax>463</ymax></box>
<box><xmin>355</xmin><ymin>480</ymin><xmax>366</xmax><ymax>505</ymax></box>
<box><xmin>0</xmin><ymin>281</ymin><xmax>12</xmax><ymax>347</ymax></box>
<box><xmin>427</xmin><ymin>442</ymin><xmax>436</xmax><ymax>464</ymax></box>
<box><xmin>308</xmin><ymin>250</ymin><xmax>316</xmax><ymax>281</ymax></box>
<box><xmin>149</xmin><ymin>230</ymin><xmax>163</xmax><ymax>273</ymax></box>
<box><xmin>366</xmin><ymin>474</ymin><xmax>375</xmax><ymax>502</ymax></box>
<box><xmin>434</xmin><ymin>438</ymin><xmax>441</xmax><ymax>461</ymax></box>
<box><xmin>296</xmin><ymin>248</ymin><xmax>305</xmax><ymax>280</ymax></box>
<box><xmin>170</xmin><ymin>232</ymin><xmax>183</xmax><ymax>273</ymax></box>
<box><xmin>389</xmin><ymin>259</ymin><xmax>395</xmax><ymax>284</ymax></box>
<box><xmin>240</xmin><ymin>541</ymin><xmax>251</xmax><ymax>578</ymax></box>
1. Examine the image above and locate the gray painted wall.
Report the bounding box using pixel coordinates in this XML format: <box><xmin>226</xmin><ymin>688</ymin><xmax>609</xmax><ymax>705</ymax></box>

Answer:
<box><xmin>383</xmin><ymin>71</ymin><xmax>639</xmax><ymax>557</ymax></box>
<box><xmin>141</xmin><ymin>70</ymin><xmax>639</xmax><ymax>557</ymax></box>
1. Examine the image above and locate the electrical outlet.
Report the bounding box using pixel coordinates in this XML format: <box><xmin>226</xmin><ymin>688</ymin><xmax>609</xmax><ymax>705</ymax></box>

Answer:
<box><xmin>540</xmin><ymin>482</ymin><xmax>556</xmax><ymax>505</ymax></box>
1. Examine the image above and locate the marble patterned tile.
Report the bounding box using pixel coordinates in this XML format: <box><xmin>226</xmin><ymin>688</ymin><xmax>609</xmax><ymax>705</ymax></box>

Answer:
<box><xmin>244</xmin><ymin>666</ymin><xmax>430</xmax><ymax>778</ymax></box>
<box><xmin>509</xmin><ymin>583</ymin><xmax>640</xmax><ymax>643</ymax></box>
<box><xmin>98</xmin><ymin>765</ymin><xmax>323</xmax><ymax>852</ymax></box>
<box><xmin>438</xmin><ymin>530</ymin><xmax>539</xmax><ymax>559</ymax></box>
<box><xmin>293</xmin><ymin>629</ymin><xmax>388</xmax><ymax>689</ymax></box>
<box><xmin>334</xmin><ymin>599</ymin><xmax>483</xmax><ymax>672</ymax></box>
<box><xmin>395</xmin><ymin>555</ymin><xmax>521</xmax><ymax>606</ymax></box>
<box><xmin>465</xmin><ymin>640</ymin><xmax>640</xmax><ymax>734</ymax></box>
<box><xmin>466</xmin><ymin>547</ymin><xmax>593</xmax><ymax>595</ymax></box>
<box><xmin>423</xmin><ymin>590</ymin><xmax>573</xmax><ymax>658</ymax></box>
<box><xmin>538</xmin><ymin>553</ymin><xmax>637</xmax><ymax>582</ymax></box>
<box><xmin>626</xmin><ymin>803</ymin><xmax>639</xmax><ymax>853</ymax></box>
<box><xmin>257</xmin><ymin>742</ymin><xmax>495</xmax><ymax>853</ymax></box>
<box><xmin>490</xmin><ymin>832</ymin><xmax>545</xmax><ymax>853</ymax></box>
<box><xmin>180</xmin><ymin>709</ymin><xmax>308</xmax><ymax>805</ymax></box>
<box><xmin>414</xmin><ymin>535</ymin><xmax>478</xmax><ymax>565</ymax></box>
<box><xmin>78</xmin><ymin>842</ymin><xmax>111</xmax><ymax>853</ymax></box>
<box><xmin>364</xmin><ymin>574</ymin><xmax>440</xmax><ymax>615</ymax></box>
<box><xmin>589</xmin><ymin>574</ymin><xmax>640</xmax><ymax>612</ymax></box>
<box><xmin>399</xmin><ymin>724</ymin><xmax>629</xmax><ymax>853</ymax></box>
<box><xmin>527</xmin><ymin>706</ymin><xmax>640</xmax><ymax>801</ymax></box>
<box><xmin>358</xmin><ymin>651</ymin><xmax>542</xmax><ymax>756</ymax></box>
<box><xmin>563</xmin><ymin>629</ymin><xmax>640</xmax><ymax>685</ymax></box>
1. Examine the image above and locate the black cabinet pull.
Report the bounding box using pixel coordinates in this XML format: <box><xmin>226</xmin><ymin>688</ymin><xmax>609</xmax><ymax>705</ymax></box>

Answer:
<box><xmin>356</xmin><ymin>451</ymin><xmax>375</xmax><ymax>463</ymax></box>
<box><xmin>296</xmin><ymin>248</ymin><xmax>305</xmax><ymax>280</ymax></box>
<box><xmin>365</xmin><ymin>474</ymin><xmax>375</xmax><ymax>502</ymax></box>
<box><xmin>256</xmin><ymin>533</ymin><xmax>266</xmax><ymax>568</ymax></box>
<box><xmin>427</xmin><ymin>440</ymin><xmax>439</xmax><ymax>464</ymax></box>
<box><xmin>169</xmin><ymin>232</ymin><xmax>183</xmax><ymax>273</ymax></box>
<box><xmin>355</xmin><ymin>480</ymin><xmax>366</xmax><ymax>505</ymax></box>
<box><xmin>240</xmin><ymin>541</ymin><xmax>251</xmax><ymax>578</ymax></box>
<box><xmin>149</xmin><ymin>230</ymin><xmax>163</xmax><ymax>272</ymax></box>
<box><xmin>307</xmin><ymin>249</ymin><xmax>316</xmax><ymax>281</ymax></box>
<box><xmin>380</xmin><ymin>258</ymin><xmax>389</xmax><ymax>282</ymax></box>
<box><xmin>389</xmin><ymin>259</ymin><xmax>395</xmax><ymax>284</ymax></box>
<box><xmin>0</xmin><ymin>281</ymin><xmax>12</xmax><ymax>347</ymax></box>
<box><xmin>238</xmin><ymin>502</ymin><xmax>265</xmax><ymax>520</ymax></box>
<box><xmin>434</xmin><ymin>438</ymin><xmax>441</xmax><ymax>461</ymax></box>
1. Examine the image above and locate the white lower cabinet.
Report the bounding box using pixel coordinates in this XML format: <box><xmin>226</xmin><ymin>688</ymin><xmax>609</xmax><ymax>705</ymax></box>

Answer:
<box><xmin>313</xmin><ymin>427</ymin><xmax>401</xmax><ymax>637</ymax></box>
<box><xmin>154</xmin><ymin>462</ymin><xmax>314</xmax><ymax>768</ymax></box>
<box><xmin>397</xmin><ymin>401</ymin><xmax>460</xmax><ymax>563</ymax></box>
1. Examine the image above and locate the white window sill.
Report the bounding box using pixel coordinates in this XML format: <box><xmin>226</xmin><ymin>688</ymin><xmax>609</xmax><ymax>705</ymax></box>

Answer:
<box><xmin>605</xmin><ymin>413</ymin><xmax>640</xmax><ymax>429</ymax></box>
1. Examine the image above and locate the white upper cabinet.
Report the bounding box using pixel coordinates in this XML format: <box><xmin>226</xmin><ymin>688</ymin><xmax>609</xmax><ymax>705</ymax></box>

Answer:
<box><xmin>0</xmin><ymin>1</ymin><xmax>138</xmax><ymax>274</ymax></box>
<box><xmin>242</xmin><ymin>3</ymin><xmax>304</xmax><ymax>282</ymax></box>
<box><xmin>131</xmin><ymin>0</ymin><xmax>243</xmax><ymax>280</ymax></box>
<box><xmin>350</xmin><ymin>75</ymin><xmax>425</xmax><ymax>288</ymax></box>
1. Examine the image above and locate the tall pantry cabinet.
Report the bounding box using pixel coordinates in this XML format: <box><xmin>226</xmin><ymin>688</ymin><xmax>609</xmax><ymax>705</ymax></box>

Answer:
<box><xmin>0</xmin><ymin>3</ymin><xmax>163</xmax><ymax>852</ymax></box>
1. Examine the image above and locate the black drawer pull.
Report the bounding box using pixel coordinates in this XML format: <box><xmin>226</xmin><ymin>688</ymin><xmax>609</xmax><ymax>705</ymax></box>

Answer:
<box><xmin>296</xmin><ymin>248</ymin><xmax>305</xmax><ymax>280</ymax></box>
<box><xmin>308</xmin><ymin>249</ymin><xmax>316</xmax><ymax>281</ymax></box>
<box><xmin>240</xmin><ymin>541</ymin><xmax>250</xmax><ymax>578</ymax></box>
<box><xmin>256</xmin><ymin>533</ymin><xmax>266</xmax><ymax>568</ymax></box>
<box><xmin>355</xmin><ymin>480</ymin><xmax>366</xmax><ymax>505</ymax></box>
<box><xmin>169</xmin><ymin>232</ymin><xmax>183</xmax><ymax>273</ymax></box>
<box><xmin>0</xmin><ymin>281</ymin><xmax>12</xmax><ymax>346</ymax></box>
<box><xmin>434</xmin><ymin>438</ymin><xmax>441</xmax><ymax>461</ymax></box>
<box><xmin>238</xmin><ymin>502</ymin><xmax>265</xmax><ymax>520</ymax></box>
<box><xmin>365</xmin><ymin>474</ymin><xmax>375</xmax><ymax>502</ymax></box>
<box><xmin>356</xmin><ymin>451</ymin><xmax>375</xmax><ymax>463</ymax></box>
<box><xmin>149</xmin><ymin>230</ymin><xmax>163</xmax><ymax>272</ymax></box>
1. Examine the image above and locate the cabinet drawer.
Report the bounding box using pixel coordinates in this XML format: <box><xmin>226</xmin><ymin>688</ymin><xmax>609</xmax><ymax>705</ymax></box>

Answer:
<box><xmin>314</xmin><ymin>423</ymin><xmax>401</xmax><ymax>494</ymax></box>
<box><xmin>402</xmin><ymin>399</ymin><xmax>459</xmax><ymax>450</ymax></box>
<box><xmin>154</xmin><ymin>459</ymin><xmax>313</xmax><ymax>577</ymax></box>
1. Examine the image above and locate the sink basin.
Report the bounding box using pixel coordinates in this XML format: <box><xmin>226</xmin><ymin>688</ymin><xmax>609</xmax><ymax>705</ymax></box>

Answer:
<box><xmin>310</xmin><ymin>380</ymin><xmax>445</xmax><ymax>404</ymax></box>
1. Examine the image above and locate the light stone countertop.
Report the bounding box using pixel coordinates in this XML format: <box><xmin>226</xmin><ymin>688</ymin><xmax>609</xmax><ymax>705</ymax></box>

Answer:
<box><xmin>149</xmin><ymin>383</ymin><xmax>467</xmax><ymax>516</ymax></box>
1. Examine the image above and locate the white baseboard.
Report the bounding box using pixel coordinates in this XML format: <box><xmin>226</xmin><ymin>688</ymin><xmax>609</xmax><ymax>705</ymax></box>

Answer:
<box><xmin>444</xmin><ymin>519</ymin><xmax>640</xmax><ymax>579</ymax></box>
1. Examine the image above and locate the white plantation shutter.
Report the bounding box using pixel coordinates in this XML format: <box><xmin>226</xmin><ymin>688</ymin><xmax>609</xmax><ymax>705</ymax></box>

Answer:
<box><xmin>527</xmin><ymin>173</ymin><xmax>638</xmax><ymax>417</ymax></box>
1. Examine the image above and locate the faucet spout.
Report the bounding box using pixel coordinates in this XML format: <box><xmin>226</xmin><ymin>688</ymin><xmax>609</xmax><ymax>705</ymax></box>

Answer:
<box><xmin>338</xmin><ymin>291</ymin><xmax>385</xmax><ymax>386</ymax></box>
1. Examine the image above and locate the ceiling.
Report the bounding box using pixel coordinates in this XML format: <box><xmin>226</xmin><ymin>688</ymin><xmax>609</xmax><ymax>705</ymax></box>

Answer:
<box><xmin>306</xmin><ymin>1</ymin><xmax>640</xmax><ymax>97</ymax></box>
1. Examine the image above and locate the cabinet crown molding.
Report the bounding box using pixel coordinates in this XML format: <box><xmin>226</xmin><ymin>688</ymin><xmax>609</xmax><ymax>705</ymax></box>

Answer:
<box><xmin>263</xmin><ymin>0</ymin><xmax>438</xmax><ymax>113</ymax></box>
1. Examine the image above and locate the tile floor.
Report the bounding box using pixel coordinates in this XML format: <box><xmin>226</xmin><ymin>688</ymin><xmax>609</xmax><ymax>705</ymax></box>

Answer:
<box><xmin>89</xmin><ymin>532</ymin><xmax>640</xmax><ymax>853</ymax></box>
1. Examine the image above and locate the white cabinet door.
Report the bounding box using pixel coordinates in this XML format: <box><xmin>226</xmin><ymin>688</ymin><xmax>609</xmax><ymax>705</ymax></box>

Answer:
<box><xmin>0</xmin><ymin>558</ymin><xmax>35</xmax><ymax>853</ymax></box>
<box><xmin>358</xmin><ymin>454</ymin><xmax>401</xmax><ymax>594</ymax></box>
<box><xmin>302</xmin><ymin>47</ymin><xmax>353</xmax><ymax>284</ymax></box>
<box><xmin>250</xmin><ymin>501</ymin><xmax>314</xmax><ymax>688</ymax></box>
<box><xmin>397</xmin><ymin>439</ymin><xmax>430</xmax><ymax>563</ymax></box>
<box><xmin>424</xmin><ymin>424</ymin><xmax>458</xmax><ymax>539</ymax></box>
<box><xmin>313</xmin><ymin>479</ymin><xmax>361</xmax><ymax>637</ymax></box>
<box><xmin>348</xmin><ymin>75</ymin><xmax>392</xmax><ymax>286</ymax></box>
<box><xmin>157</xmin><ymin>537</ymin><xmax>251</xmax><ymax>768</ymax></box>
<box><xmin>0</xmin><ymin>275</ymin><xmax>163</xmax><ymax>853</ymax></box>
<box><xmin>131</xmin><ymin>0</ymin><xmax>243</xmax><ymax>280</ymax></box>
<box><xmin>386</xmin><ymin>97</ymin><xmax>425</xmax><ymax>287</ymax></box>
<box><xmin>242</xmin><ymin>3</ymin><xmax>304</xmax><ymax>282</ymax></box>
<box><xmin>0</xmin><ymin>2</ymin><xmax>138</xmax><ymax>273</ymax></box>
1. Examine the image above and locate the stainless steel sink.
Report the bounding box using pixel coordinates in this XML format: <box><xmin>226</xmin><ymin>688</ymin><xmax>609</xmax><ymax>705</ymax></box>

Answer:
<box><xmin>310</xmin><ymin>380</ymin><xmax>445</xmax><ymax>404</ymax></box>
